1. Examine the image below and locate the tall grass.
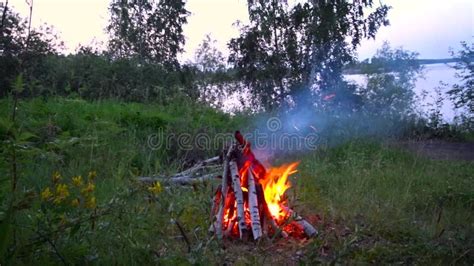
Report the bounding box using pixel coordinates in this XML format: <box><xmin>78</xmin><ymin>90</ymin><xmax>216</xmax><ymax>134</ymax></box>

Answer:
<box><xmin>0</xmin><ymin>97</ymin><xmax>245</xmax><ymax>264</ymax></box>
<box><xmin>296</xmin><ymin>141</ymin><xmax>473</xmax><ymax>263</ymax></box>
<box><xmin>0</xmin><ymin>98</ymin><xmax>472</xmax><ymax>264</ymax></box>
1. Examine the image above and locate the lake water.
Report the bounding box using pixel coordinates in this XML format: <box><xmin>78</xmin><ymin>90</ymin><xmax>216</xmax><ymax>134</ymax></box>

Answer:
<box><xmin>345</xmin><ymin>63</ymin><xmax>461</xmax><ymax>122</ymax></box>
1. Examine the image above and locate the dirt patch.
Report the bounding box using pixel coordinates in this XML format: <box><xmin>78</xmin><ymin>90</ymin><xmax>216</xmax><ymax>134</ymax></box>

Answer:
<box><xmin>395</xmin><ymin>140</ymin><xmax>474</xmax><ymax>161</ymax></box>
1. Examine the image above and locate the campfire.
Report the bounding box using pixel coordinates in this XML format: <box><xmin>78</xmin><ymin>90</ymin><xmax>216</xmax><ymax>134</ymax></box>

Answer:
<box><xmin>209</xmin><ymin>131</ymin><xmax>317</xmax><ymax>240</ymax></box>
<box><xmin>138</xmin><ymin>131</ymin><xmax>317</xmax><ymax>241</ymax></box>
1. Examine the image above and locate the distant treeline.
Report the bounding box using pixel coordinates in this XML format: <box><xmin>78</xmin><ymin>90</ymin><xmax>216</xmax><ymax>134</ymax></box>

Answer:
<box><xmin>416</xmin><ymin>58</ymin><xmax>461</xmax><ymax>65</ymax></box>
<box><xmin>0</xmin><ymin>1</ymin><xmax>472</xmax><ymax>124</ymax></box>
<box><xmin>344</xmin><ymin>58</ymin><xmax>469</xmax><ymax>74</ymax></box>
<box><xmin>0</xmin><ymin>1</ymin><xmax>391</xmax><ymax>110</ymax></box>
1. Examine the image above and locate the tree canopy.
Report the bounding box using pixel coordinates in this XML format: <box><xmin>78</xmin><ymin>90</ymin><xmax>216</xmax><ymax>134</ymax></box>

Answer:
<box><xmin>228</xmin><ymin>0</ymin><xmax>390</xmax><ymax>111</ymax></box>
<box><xmin>107</xmin><ymin>0</ymin><xmax>189</xmax><ymax>68</ymax></box>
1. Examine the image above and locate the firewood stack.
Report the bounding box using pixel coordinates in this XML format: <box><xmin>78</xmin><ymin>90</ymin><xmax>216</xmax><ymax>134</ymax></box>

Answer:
<box><xmin>210</xmin><ymin>131</ymin><xmax>317</xmax><ymax>240</ymax></box>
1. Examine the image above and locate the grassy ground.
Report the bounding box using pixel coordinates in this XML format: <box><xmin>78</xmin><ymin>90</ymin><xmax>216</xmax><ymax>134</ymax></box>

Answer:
<box><xmin>0</xmin><ymin>98</ymin><xmax>473</xmax><ymax>264</ymax></box>
<box><xmin>296</xmin><ymin>142</ymin><xmax>473</xmax><ymax>264</ymax></box>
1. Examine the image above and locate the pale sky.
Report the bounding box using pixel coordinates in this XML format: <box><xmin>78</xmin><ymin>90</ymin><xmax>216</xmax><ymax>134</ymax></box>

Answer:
<box><xmin>7</xmin><ymin>0</ymin><xmax>474</xmax><ymax>61</ymax></box>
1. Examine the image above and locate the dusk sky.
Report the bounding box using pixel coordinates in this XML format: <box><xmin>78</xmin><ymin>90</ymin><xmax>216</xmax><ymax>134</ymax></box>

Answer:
<box><xmin>7</xmin><ymin>0</ymin><xmax>474</xmax><ymax>61</ymax></box>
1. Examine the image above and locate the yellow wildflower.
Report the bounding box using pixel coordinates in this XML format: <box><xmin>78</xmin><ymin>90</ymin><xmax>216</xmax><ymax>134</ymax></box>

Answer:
<box><xmin>55</xmin><ymin>183</ymin><xmax>70</xmax><ymax>197</ymax></box>
<box><xmin>71</xmin><ymin>198</ymin><xmax>80</xmax><ymax>207</ymax></box>
<box><xmin>54</xmin><ymin>183</ymin><xmax>70</xmax><ymax>204</ymax></box>
<box><xmin>41</xmin><ymin>187</ymin><xmax>53</xmax><ymax>201</ymax></box>
<box><xmin>81</xmin><ymin>182</ymin><xmax>95</xmax><ymax>194</ymax></box>
<box><xmin>148</xmin><ymin>181</ymin><xmax>162</xmax><ymax>195</ymax></box>
<box><xmin>52</xmin><ymin>171</ymin><xmax>61</xmax><ymax>183</ymax></box>
<box><xmin>88</xmin><ymin>170</ymin><xmax>97</xmax><ymax>180</ymax></box>
<box><xmin>72</xmin><ymin>175</ymin><xmax>83</xmax><ymax>187</ymax></box>
<box><xmin>85</xmin><ymin>196</ymin><xmax>96</xmax><ymax>209</ymax></box>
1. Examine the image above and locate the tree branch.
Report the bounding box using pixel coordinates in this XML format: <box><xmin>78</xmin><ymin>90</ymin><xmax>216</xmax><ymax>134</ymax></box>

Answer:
<box><xmin>0</xmin><ymin>0</ymin><xmax>8</xmax><ymax>36</ymax></box>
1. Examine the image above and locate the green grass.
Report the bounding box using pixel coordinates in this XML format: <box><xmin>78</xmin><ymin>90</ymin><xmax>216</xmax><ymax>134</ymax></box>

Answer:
<box><xmin>296</xmin><ymin>141</ymin><xmax>474</xmax><ymax>264</ymax></box>
<box><xmin>0</xmin><ymin>98</ymin><xmax>473</xmax><ymax>264</ymax></box>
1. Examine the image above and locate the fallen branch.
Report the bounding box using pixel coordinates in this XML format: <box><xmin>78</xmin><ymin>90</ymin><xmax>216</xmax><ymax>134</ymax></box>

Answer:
<box><xmin>137</xmin><ymin>172</ymin><xmax>218</xmax><ymax>185</ymax></box>
<box><xmin>136</xmin><ymin>156</ymin><xmax>222</xmax><ymax>186</ymax></box>
<box><xmin>175</xmin><ymin>156</ymin><xmax>220</xmax><ymax>177</ymax></box>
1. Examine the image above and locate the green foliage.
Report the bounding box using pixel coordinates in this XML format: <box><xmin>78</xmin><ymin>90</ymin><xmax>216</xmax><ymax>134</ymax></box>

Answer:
<box><xmin>0</xmin><ymin>200</ymin><xmax>13</xmax><ymax>261</ymax></box>
<box><xmin>0</xmin><ymin>5</ymin><xmax>197</xmax><ymax>103</ymax></box>
<box><xmin>360</xmin><ymin>42</ymin><xmax>423</xmax><ymax>119</ymax></box>
<box><xmin>0</xmin><ymin>97</ymin><xmax>245</xmax><ymax>263</ymax></box>
<box><xmin>193</xmin><ymin>34</ymin><xmax>225</xmax><ymax>73</ymax></box>
<box><xmin>228</xmin><ymin>0</ymin><xmax>390</xmax><ymax>110</ymax></box>
<box><xmin>12</xmin><ymin>73</ymin><xmax>24</xmax><ymax>94</ymax></box>
<box><xmin>107</xmin><ymin>0</ymin><xmax>189</xmax><ymax>68</ymax></box>
<box><xmin>2</xmin><ymin>47</ymin><xmax>198</xmax><ymax>102</ymax></box>
<box><xmin>190</xmin><ymin>34</ymin><xmax>235</xmax><ymax>108</ymax></box>
<box><xmin>0</xmin><ymin>6</ymin><xmax>63</xmax><ymax>97</ymax></box>
<box><xmin>447</xmin><ymin>41</ymin><xmax>474</xmax><ymax>129</ymax></box>
<box><xmin>0</xmin><ymin>97</ymin><xmax>244</xmax><ymax>175</ymax></box>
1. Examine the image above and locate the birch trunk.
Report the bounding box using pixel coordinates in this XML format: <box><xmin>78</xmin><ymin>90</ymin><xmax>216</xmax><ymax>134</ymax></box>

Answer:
<box><xmin>137</xmin><ymin>172</ymin><xmax>217</xmax><ymax>185</ymax></box>
<box><xmin>215</xmin><ymin>145</ymin><xmax>235</xmax><ymax>239</ymax></box>
<box><xmin>247</xmin><ymin>169</ymin><xmax>262</xmax><ymax>240</ymax></box>
<box><xmin>229</xmin><ymin>160</ymin><xmax>247</xmax><ymax>239</ymax></box>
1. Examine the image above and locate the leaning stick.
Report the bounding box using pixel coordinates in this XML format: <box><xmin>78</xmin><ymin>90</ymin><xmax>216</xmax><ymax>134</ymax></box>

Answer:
<box><xmin>229</xmin><ymin>160</ymin><xmax>247</xmax><ymax>239</ymax></box>
<box><xmin>247</xmin><ymin>169</ymin><xmax>262</xmax><ymax>240</ymax></box>
<box><xmin>215</xmin><ymin>145</ymin><xmax>234</xmax><ymax>239</ymax></box>
<box><xmin>221</xmin><ymin>144</ymin><xmax>235</xmax><ymax>199</ymax></box>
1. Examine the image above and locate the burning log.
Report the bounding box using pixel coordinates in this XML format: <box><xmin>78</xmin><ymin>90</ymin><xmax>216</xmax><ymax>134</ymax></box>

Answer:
<box><xmin>247</xmin><ymin>168</ymin><xmax>262</xmax><ymax>240</ymax></box>
<box><xmin>214</xmin><ymin>145</ymin><xmax>234</xmax><ymax>239</ymax></box>
<box><xmin>281</xmin><ymin>206</ymin><xmax>318</xmax><ymax>237</ymax></box>
<box><xmin>229</xmin><ymin>160</ymin><xmax>248</xmax><ymax>239</ymax></box>
<box><xmin>235</xmin><ymin>131</ymin><xmax>266</xmax><ymax>179</ymax></box>
<box><xmin>223</xmin><ymin>191</ymin><xmax>236</xmax><ymax>237</ymax></box>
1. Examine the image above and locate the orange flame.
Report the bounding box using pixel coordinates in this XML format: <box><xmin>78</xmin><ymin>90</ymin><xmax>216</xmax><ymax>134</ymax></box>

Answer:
<box><xmin>221</xmin><ymin>159</ymin><xmax>300</xmax><ymax>237</ymax></box>
<box><xmin>260</xmin><ymin>162</ymin><xmax>299</xmax><ymax>221</ymax></box>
